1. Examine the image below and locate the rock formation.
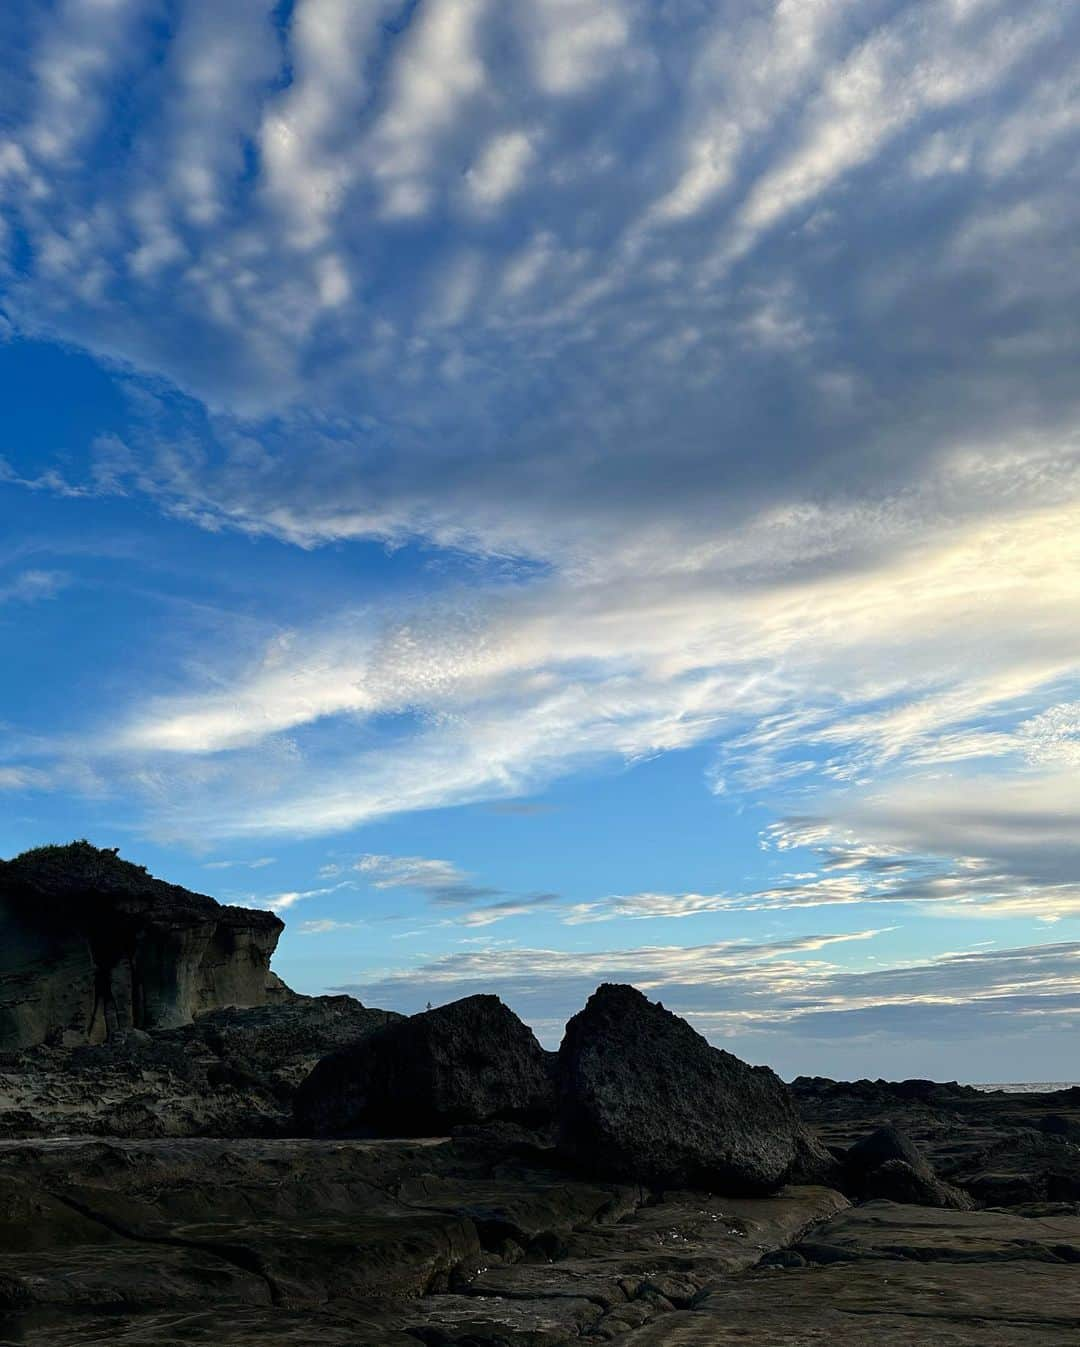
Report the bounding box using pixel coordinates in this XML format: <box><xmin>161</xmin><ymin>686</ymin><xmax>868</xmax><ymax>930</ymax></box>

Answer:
<box><xmin>4</xmin><ymin>842</ymin><xmax>1080</xmax><ymax>1344</ymax></box>
<box><xmin>295</xmin><ymin>993</ymin><xmax>556</xmax><ymax>1136</ymax></box>
<box><xmin>0</xmin><ymin>841</ymin><xmax>284</xmax><ymax>1050</ymax></box>
<box><xmin>841</xmin><ymin>1124</ymin><xmax>973</xmax><ymax>1209</ymax></box>
<box><xmin>0</xmin><ymin>995</ymin><xmax>403</xmax><ymax>1139</ymax></box>
<box><xmin>796</xmin><ymin>1076</ymin><xmax>1080</xmax><ymax>1208</ymax></box>
<box><xmin>557</xmin><ymin>982</ymin><xmax>812</xmax><ymax>1193</ymax></box>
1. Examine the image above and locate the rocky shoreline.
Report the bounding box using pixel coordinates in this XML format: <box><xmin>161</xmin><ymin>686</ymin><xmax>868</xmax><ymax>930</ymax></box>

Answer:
<box><xmin>3</xmin><ymin>845</ymin><xmax>1080</xmax><ymax>1344</ymax></box>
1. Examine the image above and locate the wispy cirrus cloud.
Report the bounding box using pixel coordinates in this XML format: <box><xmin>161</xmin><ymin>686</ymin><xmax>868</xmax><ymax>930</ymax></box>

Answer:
<box><xmin>1</xmin><ymin>2</ymin><xmax>1079</xmax><ymax>979</ymax></box>
<box><xmin>355</xmin><ymin>853</ymin><xmax>501</xmax><ymax>905</ymax></box>
<box><xmin>351</xmin><ymin>852</ymin><xmax>560</xmax><ymax>927</ymax></box>
<box><xmin>0</xmin><ymin>569</ymin><xmax>70</xmax><ymax>604</ymax></box>
<box><xmin>67</xmin><ymin>492</ymin><xmax>1080</xmax><ymax>851</ymax></box>
<box><xmin>203</xmin><ymin>856</ymin><xmax>277</xmax><ymax>871</ymax></box>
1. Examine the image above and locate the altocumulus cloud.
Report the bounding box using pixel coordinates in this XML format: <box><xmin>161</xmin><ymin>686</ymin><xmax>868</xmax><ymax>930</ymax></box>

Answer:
<box><xmin>0</xmin><ymin>0</ymin><xmax>1079</xmax><ymax>955</ymax></box>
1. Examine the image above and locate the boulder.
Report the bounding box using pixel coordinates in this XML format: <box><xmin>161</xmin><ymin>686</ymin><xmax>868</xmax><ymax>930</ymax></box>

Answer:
<box><xmin>841</xmin><ymin>1126</ymin><xmax>972</xmax><ymax>1209</ymax></box>
<box><xmin>0</xmin><ymin>842</ymin><xmax>284</xmax><ymax>1050</ymax></box>
<box><xmin>858</xmin><ymin>1158</ymin><xmax>974</xmax><ymax>1209</ymax></box>
<box><xmin>556</xmin><ymin>983</ymin><xmax>810</xmax><ymax>1194</ymax></box>
<box><xmin>845</xmin><ymin>1124</ymin><xmax>933</xmax><ymax>1180</ymax></box>
<box><xmin>295</xmin><ymin>994</ymin><xmax>556</xmax><ymax>1137</ymax></box>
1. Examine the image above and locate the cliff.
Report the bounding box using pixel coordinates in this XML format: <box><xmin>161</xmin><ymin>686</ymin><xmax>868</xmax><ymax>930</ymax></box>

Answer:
<box><xmin>0</xmin><ymin>841</ymin><xmax>284</xmax><ymax>1050</ymax></box>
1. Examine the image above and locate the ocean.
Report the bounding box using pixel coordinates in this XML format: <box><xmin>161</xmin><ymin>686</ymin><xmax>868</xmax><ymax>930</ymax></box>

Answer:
<box><xmin>971</xmin><ymin>1082</ymin><xmax>1079</xmax><ymax>1093</ymax></box>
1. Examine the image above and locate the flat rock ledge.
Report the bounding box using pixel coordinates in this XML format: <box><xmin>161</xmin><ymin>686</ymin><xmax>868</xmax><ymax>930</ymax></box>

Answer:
<box><xmin>0</xmin><ymin>1136</ymin><xmax>843</xmax><ymax>1346</ymax></box>
<box><xmin>3</xmin><ymin>1137</ymin><xmax>1080</xmax><ymax>1344</ymax></box>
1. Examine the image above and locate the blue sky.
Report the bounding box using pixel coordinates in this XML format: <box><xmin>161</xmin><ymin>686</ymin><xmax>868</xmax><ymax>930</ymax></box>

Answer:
<box><xmin>2</xmin><ymin>0</ymin><xmax>1080</xmax><ymax>1079</ymax></box>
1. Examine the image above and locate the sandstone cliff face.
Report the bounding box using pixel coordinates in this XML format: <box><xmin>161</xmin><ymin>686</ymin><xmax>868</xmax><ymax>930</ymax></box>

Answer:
<box><xmin>0</xmin><ymin>842</ymin><xmax>284</xmax><ymax>1050</ymax></box>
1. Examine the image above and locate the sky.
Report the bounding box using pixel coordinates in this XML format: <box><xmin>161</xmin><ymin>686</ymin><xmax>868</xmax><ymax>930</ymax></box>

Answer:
<box><xmin>2</xmin><ymin>0</ymin><xmax>1080</xmax><ymax>1081</ymax></box>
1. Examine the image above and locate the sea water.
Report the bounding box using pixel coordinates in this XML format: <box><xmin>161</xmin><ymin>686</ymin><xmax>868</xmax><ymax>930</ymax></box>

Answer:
<box><xmin>971</xmin><ymin>1082</ymin><xmax>1079</xmax><ymax>1093</ymax></box>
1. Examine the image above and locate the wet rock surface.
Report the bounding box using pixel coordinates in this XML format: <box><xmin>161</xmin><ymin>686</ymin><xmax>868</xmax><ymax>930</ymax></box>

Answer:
<box><xmin>296</xmin><ymin>994</ymin><xmax>556</xmax><ymax>1137</ymax></box>
<box><xmin>557</xmin><ymin>984</ymin><xmax>813</xmax><ymax>1194</ymax></box>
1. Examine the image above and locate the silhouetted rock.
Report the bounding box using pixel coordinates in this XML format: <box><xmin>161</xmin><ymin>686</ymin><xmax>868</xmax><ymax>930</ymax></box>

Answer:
<box><xmin>790</xmin><ymin>1075</ymin><xmax>981</xmax><ymax>1118</ymax></box>
<box><xmin>832</xmin><ymin>1126</ymin><xmax>969</xmax><ymax>1209</ymax></box>
<box><xmin>295</xmin><ymin>994</ymin><xmax>556</xmax><ymax>1137</ymax></box>
<box><xmin>796</xmin><ymin>1079</ymin><xmax>1080</xmax><ymax>1210</ymax></box>
<box><xmin>861</xmin><ymin>1158</ymin><xmax>975</xmax><ymax>1209</ymax></box>
<box><xmin>557</xmin><ymin>983</ymin><xmax>812</xmax><ymax>1194</ymax></box>
<box><xmin>846</xmin><ymin>1123</ymin><xmax>932</xmax><ymax>1179</ymax></box>
<box><xmin>0</xmin><ymin>842</ymin><xmax>283</xmax><ymax>1050</ymax></box>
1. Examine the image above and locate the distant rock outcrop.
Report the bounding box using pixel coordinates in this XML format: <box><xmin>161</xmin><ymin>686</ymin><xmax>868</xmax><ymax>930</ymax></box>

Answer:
<box><xmin>557</xmin><ymin>983</ymin><xmax>814</xmax><ymax>1194</ymax></box>
<box><xmin>0</xmin><ymin>842</ymin><xmax>285</xmax><ymax>1050</ymax></box>
<box><xmin>295</xmin><ymin>994</ymin><xmax>556</xmax><ymax>1137</ymax></box>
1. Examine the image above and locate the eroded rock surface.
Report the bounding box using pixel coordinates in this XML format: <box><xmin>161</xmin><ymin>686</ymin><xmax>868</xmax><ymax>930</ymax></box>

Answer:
<box><xmin>0</xmin><ymin>996</ymin><xmax>400</xmax><ymax>1139</ymax></box>
<box><xmin>603</xmin><ymin>1200</ymin><xmax>1080</xmax><ymax>1345</ymax></box>
<box><xmin>0</xmin><ymin>843</ymin><xmax>284</xmax><ymax>1051</ymax></box>
<box><xmin>558</xmin><ymin>983</ymin><xmax>817</xmax><ymax>1194</ymax></box>
<box><xmin>0</xmin><ymin>1136</ymin><xmax>845</xmax><ymax>1346</ymax></box>
<box><xmin>795</xmin><ymin>1078</ymin><xmax>1080</xmax><ymax>1208</ymax></box>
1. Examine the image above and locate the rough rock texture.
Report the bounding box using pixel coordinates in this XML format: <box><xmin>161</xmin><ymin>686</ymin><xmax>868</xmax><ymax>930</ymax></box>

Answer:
<box><xmin>841</xmin><ymin>1124</ymin><xmax>973</xmax><ymax>1209</ymax></box>
<box><xmin>794</xmin><ymin>1078</ymin><xmax>1080</xmax><ymax>1208</ymax></box>
<box><xmin>557</xmin><ymin>983</ymin><xmax>813</xmax><ymax>1194</ymax></box>
<box><xmin>295</xmin><ymin>994</ymin><xmax>556</xmax><ymax>1137</ymax></box>
<box><xmin>0</xmin><ymin>843</ymin><xmax>284</xmax><ymax>1050</ymax></box>
<box><xmin>0</xmin><ymin>995</ymin><xmax>401</xmax><ymax>1139</ymax></box>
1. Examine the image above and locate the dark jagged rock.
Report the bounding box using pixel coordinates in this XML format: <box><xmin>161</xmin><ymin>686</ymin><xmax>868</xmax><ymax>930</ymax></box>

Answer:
<box><xmin>0</xmin><ymin>994</ymin><xmax>401</xmax><ymax>1139</ymax></box>
<box><xmin>796</xmin><ymin>1078</ymin><xmax>1080</xmax><ymax>1211</ymax></box>
<box><xmin>556</xmin><ymin>983</ymin><xmax>816</xmax><ymax>1194</ymax></box>
<box><xmin>0</xmin><ymin>842</ymin><xmax>284</xmax><ymax>1050</ymax></box>
<box><xmin>295</xmin><ymin>994</ymin><xmax>556</xmax><ymax>1137</ymax></box>
<box><xmin>845</xmin><ymin>1123</ymin><xmax>933</xmax><ymax>1178</ymax></box>
<box><xmin>858</xmin><ymin>1158</ymin><xmax>975</xmax><ymax>1210</ymax></box>
<box><xmin>838</xmin><ymin>1124</ymin><xmax>971</xmax><ymax>1208</ymax></box>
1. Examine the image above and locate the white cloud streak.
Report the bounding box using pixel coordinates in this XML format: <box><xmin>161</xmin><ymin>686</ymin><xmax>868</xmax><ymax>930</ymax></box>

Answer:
<box><xmin>1</xmin><ymin>1</ymin><xmax>1079</xmax><ymax>938</ymax></box>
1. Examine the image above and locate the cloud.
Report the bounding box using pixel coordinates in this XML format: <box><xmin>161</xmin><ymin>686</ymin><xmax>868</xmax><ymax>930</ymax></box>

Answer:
<box><xmin>254</xmin><ymin>879</ymin><xmax>355</xmax><ymax>913</ymax></box>
<box><xmin>349</xmin><ymin>852</ymin><xmax>561</xmax><ymax>927</ymax></box>
<box><xmin>75</xmin><ymin>489</ymin><xmax>1080</xmax><ymax>845</ymax></box>
<box><xmin>457</xmin><ymin>892</ymin><xmax>561</xmax><ymax>927</ymax></box>
<box><xmin>1</xmin><ymin>1</ymin><xmax>1079</xmax><ymax>901</ymax></box>
<box><xmin>465</xmin><ymin>130</ymin><xmax>536</xmax><ymax>210</ymax></box>
<box><xmin>343</xmin><ymin>926</ymin><xmax>888</xmax><ymax>1006</ymax></box>
<box><xmin>204</xmin><ymin>856</ymin><xmax>277</xmax><ymax>871</ymax></box>
<box><xmin>336</xmin><ymin>933</ymin><xmax>1080</xmax><ymax>1065</ymax></box>
<box><xmin>0</xmin><ymin>765</ymin><xmax>51</xmax><ymax>791</ymax></box>
<box><xmin>297</xmin><ymin>918</ymin><xmax>364</xmax><ymax>935</ymax></box>
<box><xmin>0</xmin><ymin>569</ymin><xmax>71</xmax><ymax>603</ymax></box>
<box><xmin>2</xmin><ymin>0</ymin><xmax>1076</xmax><ymax>544</ymax></box>
<box><xmin>762</xmin><ymin>767</ymin><xmax>1080</xmax><ymax>921</ymax></box>
<box><xmin>355</xmin><ymin>853</ymin><xmax>500</xmax><ymax>904</ymax></box>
